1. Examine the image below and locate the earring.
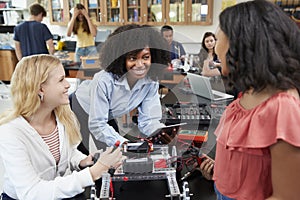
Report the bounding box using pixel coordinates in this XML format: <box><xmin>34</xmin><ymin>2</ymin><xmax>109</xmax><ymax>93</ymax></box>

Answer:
<box><xmin>38</xmin><ymin>93</ymin><xmax>44</xmax><ymax>102</ymax></box>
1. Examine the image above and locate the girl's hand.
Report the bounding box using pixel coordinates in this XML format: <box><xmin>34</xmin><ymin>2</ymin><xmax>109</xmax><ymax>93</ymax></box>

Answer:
<box><xmin>81</xmin><ymin>9</ymin><xmax>89</xmax><ymax>18</ymax></box>
<box><xmin>98</xmin><ymin>147</ymin><xmax>123</xmax><ymax>169</ymax></box>
<box><xmin>79</xmin><ymin>155</ymin><xmax>94</xmax><ymax>169</ymax></box>
<box><xmin>89</xmin><ymin>147</ymin><xmax>123</xmax><ymax>181</ymax></box>
<box><xmin>73</xmin><ymin>8</ymin><xmax>80</xmax><ymax>17</ymax></box>
<box><xmin>199</xmin><ymin>154</ymin><xmax>215</xmax><ymax>180</ymax></box>
<box><xmin>202</xmin><ymin>59</ymin><xmax>221</xmax><ymax>77</ymax></box>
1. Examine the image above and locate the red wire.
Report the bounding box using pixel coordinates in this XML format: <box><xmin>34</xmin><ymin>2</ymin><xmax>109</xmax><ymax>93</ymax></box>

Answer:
<box><xmin>110</xmin><ymin>177</ymin><xmax>114</xmax><ymax>199</ymax></box>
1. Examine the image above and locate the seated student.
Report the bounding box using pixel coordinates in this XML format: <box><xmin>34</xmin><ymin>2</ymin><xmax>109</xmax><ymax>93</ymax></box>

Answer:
<box><xmin>197</xmin><ymin>32</ymin><xmax>221</xmax><ymax>77</ymax></box>
<box><xmin>73</xmin><ymin>24</ymin><xmax>171</xmax><ymax>150</ymax></box>
<box><xmin>197</xmin><ymin>32</ymin><xmax>239</xmax><ymax>99</ymax></box>
<box><xmin>0</xmin><ymin>54</ymin><xmax>122</xmax><ymax>200</ymax></box>
<box><xmin>161</xmin><ymin>25</ymin><xmax>186</xmax><ymax>63</ymax></box>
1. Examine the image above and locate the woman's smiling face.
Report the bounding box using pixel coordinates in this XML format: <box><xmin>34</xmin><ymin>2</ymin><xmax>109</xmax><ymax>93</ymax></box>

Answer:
<box><xmin>204</xmin><ymin>35</ymin><xmax>216</xmax><ymax>51</ymax></box>
<box><xmin>125</xmin><ymin>47</ymin><xmax>151</xmax><ymax>81</ymax></box>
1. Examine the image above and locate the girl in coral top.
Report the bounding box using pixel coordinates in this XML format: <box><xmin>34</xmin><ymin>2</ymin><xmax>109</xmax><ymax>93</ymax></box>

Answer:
<box><xmin>204</xmin><ymin>0</ymin><xmax>300</xmax><ymax>199</ymax></box>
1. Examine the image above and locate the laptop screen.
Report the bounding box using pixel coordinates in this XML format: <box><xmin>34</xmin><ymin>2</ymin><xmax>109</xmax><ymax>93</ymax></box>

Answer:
<box><xmin>186</xmin><ymin>73</ymin><xmax>233</xmax><ymax>101</ymax></box>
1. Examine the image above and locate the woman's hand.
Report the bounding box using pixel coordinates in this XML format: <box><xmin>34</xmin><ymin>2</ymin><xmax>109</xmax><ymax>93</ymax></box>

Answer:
<box><xmin>81</xmin><ymin>8</ymin><xmax>89</xmax><ymax>18</ymax></box>
<box><xmin>73</xmin><ymin>8</ymin><xmax>80</xmax><ymax>17</ymax></box>
<box><xmin>79</xmin><ymin>155</ymin><xmax>94</xmax><ymax>169</ymax></box>
<box><xmin>98</xmin><ymin>147</ymin><xmax>123</xmax><ymax>169</ymax></box>
<box><xmin>198</xmin><ymin>154</ymin><xmax>215</xmax><ymax>180</ymax></box>
<box><xmin>202</xmin><ymin>59</ymin><xmax>221</xmax><ymax>77</ymax></box>
<box><xmin>89</xmin><ymin>147</ymin><xmax>123</xmax><ymax>181</ymax></box>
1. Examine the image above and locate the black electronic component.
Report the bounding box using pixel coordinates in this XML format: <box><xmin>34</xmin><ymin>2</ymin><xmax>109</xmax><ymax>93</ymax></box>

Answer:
<box><xmin>124</xmin><ymin>141</ymin><xmax>150</xmax><ymax>153</ymax></box>
<box><xmin>122</xmin><ymin>157</ymin><xmax>154</xmax><ymax>174</ymax></box>
<box><xmin>162</xmin><ymin>103</ymin><xmax>211</xmax><ymax>126</ymax></box>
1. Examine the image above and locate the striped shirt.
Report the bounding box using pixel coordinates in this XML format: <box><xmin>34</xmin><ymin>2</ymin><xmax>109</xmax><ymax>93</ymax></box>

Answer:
<box><xmin>41</xmin><ymin>126</ymin><xmax>60</xmax><ymax>164</ymax></box>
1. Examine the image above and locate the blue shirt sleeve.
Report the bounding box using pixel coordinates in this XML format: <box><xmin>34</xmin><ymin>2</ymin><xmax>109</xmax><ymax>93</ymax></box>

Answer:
<box><xmin>178</xmin><ymin>42</ymin><xmax>186</xmax><ymax>56</ymax></box>
<box><xmin>137</xmin><ymin>83</ymin><xmax>165</xmax><ymax>136</ymax></box>
<box><xmin>88</xmin><ymin>73</ymin><xmax>128</xmax><ymax>147</ymax></box>
<box><xmin>42</xmin><ymin>24</ymin><xmax>53</xmax><ymax>41</ymax></box>
<box><xmin>87</xmin><ymin>71</ymin><xmax>164</xmax><ymax>146</ymax></box>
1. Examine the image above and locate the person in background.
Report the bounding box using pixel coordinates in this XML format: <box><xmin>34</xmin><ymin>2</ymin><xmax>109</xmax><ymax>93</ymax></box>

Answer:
<box><xmin>212</xmin><ymin>0</ymin><xmax>300</xmax><ymax>199</ymax></box>
<box><xmin>161</xmin><ymin>25</ymin><xmax>186</xmax><ymax>62</ymax></box>
<box><xmin>197</xmin><ymin>31</ymin><xmax>237</xmax><ymax>99</ymax></box>
<box><xmin>73</xmin><ymin>24</ymin><xmax>170</xmax><ymax>150</ymax></box>
<box><xmin>0</xmin><ymin>54</ymin><xmax>122</xmax><ymax>200</ymax></box>
<box><xmin>67</xmin><ymin>3</ymin><xmax>97</xmax><ymax>62</ymax></box>
<box><xmin>13</xmin><ymin>3</ymin><xmax>54</xmax><ymax>61</ymax></box>
<box><xmin>197</xmin><ymin>32</ymin><xmax>221</xmax><ymax>77</ymax></box>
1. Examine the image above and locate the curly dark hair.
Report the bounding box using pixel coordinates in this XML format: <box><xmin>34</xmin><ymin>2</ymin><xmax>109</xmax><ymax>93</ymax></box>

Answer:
<box><xmin>99</xmin><ymin>24</ymin><xmax>171</xmax><ymax>80</ymax></box>
<box><xmin>219</xmin><ymin>0</ymin><xmax>300</xmax><ymax>93</ymax></box>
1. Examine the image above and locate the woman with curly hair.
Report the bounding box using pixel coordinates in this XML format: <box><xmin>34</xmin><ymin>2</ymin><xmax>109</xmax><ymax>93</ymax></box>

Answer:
<box><xmin>73</xmin><ymin>24</ymin><xmax>171</xmax><ymax>150</ymax></box>
<box><xmin>212</xmin><ymin>0</ymin><xmax>300</xmax><ymax>199</ymax></box>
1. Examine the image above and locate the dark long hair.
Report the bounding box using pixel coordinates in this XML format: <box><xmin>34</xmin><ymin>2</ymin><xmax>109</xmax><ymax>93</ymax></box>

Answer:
<box><xmin>201</xmin><ymin>32</ymin><xmax>216</xmax><ymax>52</ymax></box>
<box><xmin>219</xmin><ymin>0</ymin><xmax>300</xmax><ymax>93</ymax></box>
<box><xmin>201</xmin><ymin>32</ymin><xmax>218</xmax><ymax>61</ymax></box>
<box><xmin>72</xmin><ymin>3</ymin><xmax>91</xmax><ymax>35</ymax></box>
<box><xmin>99</xmin><ymin>24</ymin><xmax>170</xmax><ymax>80</ymax></box>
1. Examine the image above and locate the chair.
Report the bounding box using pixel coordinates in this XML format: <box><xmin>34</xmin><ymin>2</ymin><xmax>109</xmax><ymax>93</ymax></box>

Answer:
<box><xmin>70</xmin><ymin>93</ymin><xmax>108</xmax><ymax>154</ymax></box>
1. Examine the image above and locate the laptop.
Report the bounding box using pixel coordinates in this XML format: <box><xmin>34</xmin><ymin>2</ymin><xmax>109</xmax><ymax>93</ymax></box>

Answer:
<box><xmin>186</xmin><ymin>73</ymin><xmax>234</xmax><ymax>101</ymax></box>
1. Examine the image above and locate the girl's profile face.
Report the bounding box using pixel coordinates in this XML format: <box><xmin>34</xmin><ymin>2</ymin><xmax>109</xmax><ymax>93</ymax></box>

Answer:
<box><xmin>215</xmin><ymin>28</ymin><xmax>230</xmax><ymax>76</ymax></box>
<box><xmin>204</xmin><ymin>35</ymin><xmax>216</xmax><ymax>50</ymax></box>
<box><xmin>41</xmin><ymin>65</ymin><xmax>70</xmax><ymax>108</ymax></box>
<box><xmin>125</xmin><ymin>47</ymin><xmax>151</xmax><ymax>81</ymax></box>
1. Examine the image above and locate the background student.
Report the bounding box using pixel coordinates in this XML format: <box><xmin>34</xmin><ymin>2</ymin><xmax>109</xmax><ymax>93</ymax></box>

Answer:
<box><xmin>13</xmin><ymin>3</ymin><xmax>54</xmax><ymax>61</ymax></box>
<box><xmin>0</xmin><ymin>54</ymin><xmax>122</xmax><ymax>200</ymax></box>
<box><xmin>161</xmin><ymin>25</ymin><xmax>186</xmax><ymax>62</ymax></box>
<box><xmin>197</xmin><ymin>32</ymin><xmax>221</xmax><ymax>77</ymax></box>
<box><xmin>212</xmin><ymin>0</ymin><xmax>300</xmax><ymax>199</ymax></box>
<box><xmin>67</xmin><ymin>3</ymin><xmax>97</xmax><ymax>62</ymax></box>
<box><xmin>72</xmin><ymin>24</ymin><xmax>171</xmax><ymax>151</ymax></box>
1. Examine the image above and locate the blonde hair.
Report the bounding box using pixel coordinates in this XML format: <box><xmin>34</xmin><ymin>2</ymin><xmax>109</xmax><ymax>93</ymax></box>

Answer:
<box><xmin>0</xmin><ymin>54</ymin><xmax>81</xmax><ymax>145</ymax></box>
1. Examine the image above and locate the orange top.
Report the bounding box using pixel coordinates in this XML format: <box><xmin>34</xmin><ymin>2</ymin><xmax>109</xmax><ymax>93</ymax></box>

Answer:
<box><xmin>213</xmin><ymin>92</ymin><xmax>300</xmax><ymax>200</ymax></box>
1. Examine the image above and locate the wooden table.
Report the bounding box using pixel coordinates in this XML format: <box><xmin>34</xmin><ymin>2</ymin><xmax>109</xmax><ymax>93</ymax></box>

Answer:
<box><xmin>64</xmin><ymin>64</ymin><xmax>185</xmax><ymax>86</ymax></box>
<box><xmin>64</xmin><ymin>64</ymin><xmax>101</xmax><ymax>80</ymax></box>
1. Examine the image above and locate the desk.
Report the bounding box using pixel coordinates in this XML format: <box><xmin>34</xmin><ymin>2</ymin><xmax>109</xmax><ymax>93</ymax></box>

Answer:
<box><xmin>160</xmin><ymin>72</ymin><xmax>185</xmax><ymax>88</ymax></box>
<box><xmin>67</xmin><ymin>69</ymin><xmax>225</xmax><ymax>199</ymax></box>
<box><xmin>95</xmin><ymin>171</ymin><xmax>216</xmax><ymax>200</ymax></box>
<box><xmin>64</xmin><ymin>64</ymin><xmax>101</xmax><ymax>80</ymax></box>
<box><xmin>64</xmin><ymin>64</ymin><xmax>186</xmax><ymax>86</ymax></box>
<box><xmin>0</xmin><ymin>50</ymin><xmax>18</xmax><ymax>81</ymax></box>
<box><xmin>92</xmin><ymin>147</ymin><xmax>217</xmax><ymax>200</ymax></box>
